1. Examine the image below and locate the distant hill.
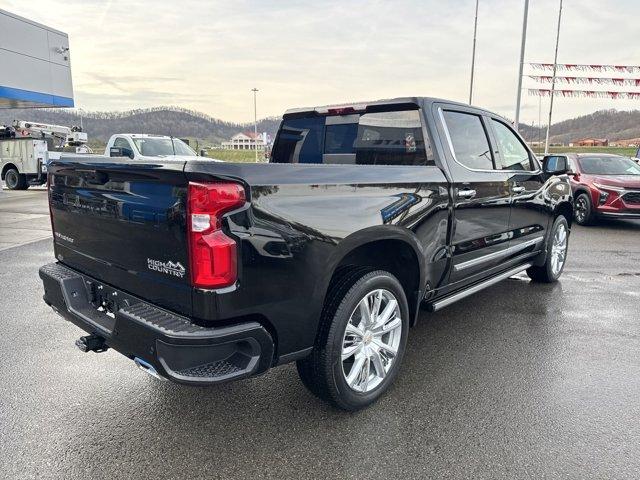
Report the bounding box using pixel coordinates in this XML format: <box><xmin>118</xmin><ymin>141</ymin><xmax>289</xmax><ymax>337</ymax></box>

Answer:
<box><xmin>519</xmin><ymin>109</ymin><xmax>640</xmax><ymax>144</ymax></box>
<box><xmin>0</xmin><ymin>107</ymin><xmax>280</xmax><ymax>147</ymax></box>
<box><xmin>2</xmin><ymin>106</ymin><xmax>639</xmax><ymax>148</ymax></box>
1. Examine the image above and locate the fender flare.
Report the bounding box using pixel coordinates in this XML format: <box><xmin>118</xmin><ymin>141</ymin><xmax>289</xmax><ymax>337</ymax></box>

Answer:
<box><xmin>309</xmin><ymin>225</ymin><xmax>427</xmax><ymax>324</ymax></box>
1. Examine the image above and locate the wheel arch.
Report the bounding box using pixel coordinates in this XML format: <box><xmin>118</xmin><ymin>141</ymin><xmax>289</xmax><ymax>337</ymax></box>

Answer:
<box><xmin>554</xmin><ymin>200</ymin><xmax>574</xmax><ymax>227</ymax></box>
<box><xmin>573</xmin><ymin>187</ymin><xmax>592</xmax><ymax>199</ymax></box>
<box><xmin>1</xmin><ymin>163</ymin><xmax>19</xmax><ymax>179</ymax></box>
<box><xmin>320</xmin><ymin>227</ymin><xmax>426</xmax><ymax>327</ymax></box>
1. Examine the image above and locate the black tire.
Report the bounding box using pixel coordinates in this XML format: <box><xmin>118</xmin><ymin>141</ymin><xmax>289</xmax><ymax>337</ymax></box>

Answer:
<box><xmin>574</xmin><ymin>192</ymin><xmax>594</xmax><ymax>226</ymax></box>
<box><xmin>527</xmin><ymin>215</ymin><xmax>569</xmax><ymax>283</ymax></box>
<box><xmin>4</xmin><ymin>168</ymin><xmax>27</xmax><ymax>190</ymax></box>
<box><xmin>296</xmin><ymin>268</ymin><xmax>409</xmax><ymax>411</ymax></box>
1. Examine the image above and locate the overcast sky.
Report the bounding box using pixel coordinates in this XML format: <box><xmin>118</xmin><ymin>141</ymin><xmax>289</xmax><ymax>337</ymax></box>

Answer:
<box><xmin>4</xmin><ymin>0</ymin><xmax>639</xmax><ymax>124</ymax></box>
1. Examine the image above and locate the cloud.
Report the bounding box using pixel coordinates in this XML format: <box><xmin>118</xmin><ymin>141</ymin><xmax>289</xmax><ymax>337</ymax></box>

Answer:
<box><xmin>3</xmin><ymin>0</ymin><xmax>639</xmax><ymax>123</ymax></box>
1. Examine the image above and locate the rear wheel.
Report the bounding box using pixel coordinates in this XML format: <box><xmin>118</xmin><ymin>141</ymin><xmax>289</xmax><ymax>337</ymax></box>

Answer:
<box><xmin>296</xmin><ymin>269</ymin><xmax>409</xmax><ymax>411</ymax></box>
<box><xmin>527</xmin><ymin>215</ymin><xmax>569</xmax><ymax>283</ymax></box>
<box><xmin>4</xmin><ymin>168</ymin><xmax>27</xmax><ymax>190</ymax></box>
<box><xmin>574</xmin><ymin>193</ymin><xmax>594</xmax><ymax>226</ymax></box>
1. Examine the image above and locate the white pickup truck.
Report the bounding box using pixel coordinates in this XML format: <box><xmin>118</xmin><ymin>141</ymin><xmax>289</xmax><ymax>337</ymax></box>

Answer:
<box><xmin>105</xmin><ymin>134</ymin><xmax>217</xmax><ymax>161</ymax></box>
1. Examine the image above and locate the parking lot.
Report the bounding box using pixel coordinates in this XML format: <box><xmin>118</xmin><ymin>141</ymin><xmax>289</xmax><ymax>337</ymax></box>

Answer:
<box><xmin>1</xmin><ymin>188</ymin><xmax>639</xmax><ymax>479</ymax></box>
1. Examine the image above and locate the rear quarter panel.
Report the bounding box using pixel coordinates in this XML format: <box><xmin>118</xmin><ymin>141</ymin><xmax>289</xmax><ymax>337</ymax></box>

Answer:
<box><xmin>185</xmin><ymin>162</ymin><xmax>450</xmax><ymax>359</ymax></box>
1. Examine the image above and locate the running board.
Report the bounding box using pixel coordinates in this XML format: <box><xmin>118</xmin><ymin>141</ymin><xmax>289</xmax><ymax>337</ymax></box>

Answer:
<box><xmin>425</xmin><ymin>263</ymin><xmax>532</xmax><ymax>312</ymax></box>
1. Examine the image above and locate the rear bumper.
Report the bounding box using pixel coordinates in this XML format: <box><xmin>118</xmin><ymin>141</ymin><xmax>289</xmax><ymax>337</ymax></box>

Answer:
<box><xmin>39</xmin><ymin>262</ymin><xmax>274</xmax><ymax>385</ymax></box>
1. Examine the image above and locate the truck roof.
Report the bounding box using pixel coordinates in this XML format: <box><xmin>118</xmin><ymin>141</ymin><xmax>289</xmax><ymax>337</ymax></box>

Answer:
<box><xmin>283</xmin><ymin>96</ymin><xmax>494</xmax><ymax>118</ymax></box>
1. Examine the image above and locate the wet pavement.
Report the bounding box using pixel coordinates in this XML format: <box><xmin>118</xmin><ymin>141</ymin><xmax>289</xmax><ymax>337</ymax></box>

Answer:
<box><xmin>0</xmin><ymin>187</ymin><xmax>50</xmax><ymax>251</ymax></box>
<box><xmin>1</xmin><ymin>191</ymin><xmax>639</xmax><ymax>479</ymax></box>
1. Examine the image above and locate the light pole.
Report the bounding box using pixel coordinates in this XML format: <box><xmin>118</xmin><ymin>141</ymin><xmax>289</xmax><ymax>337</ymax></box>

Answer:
<box><xmin>252</xmin><ymin>88</ymin><xmax>259</xmax><ymax>162</ymax></box>
<box><xmin>514</xmin><ymin>0</ymin><xmax>529</xmax><ymax>132</ymax></box>
<box><xmin>545</xmin><ymin>0</ymin><xmax>563</xmax><ymax>154</ymax></box>
<box><xmin>469</xmin><ymin>0</ymin><xmax>479</xmax><ymax>104</ymax></box>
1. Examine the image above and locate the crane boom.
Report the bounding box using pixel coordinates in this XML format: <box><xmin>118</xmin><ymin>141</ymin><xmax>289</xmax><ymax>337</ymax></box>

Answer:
<box><xmin>12</xmin><ymin>120</ymin><xmax>88</xmax><ymax>147</ymax></box>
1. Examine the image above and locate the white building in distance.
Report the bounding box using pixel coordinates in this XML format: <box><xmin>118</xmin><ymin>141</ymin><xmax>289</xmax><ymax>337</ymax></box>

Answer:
<box><xmin>221</xmin><ymin>132</ymin><xmax>266</xmax><ymax>150</ymax></box>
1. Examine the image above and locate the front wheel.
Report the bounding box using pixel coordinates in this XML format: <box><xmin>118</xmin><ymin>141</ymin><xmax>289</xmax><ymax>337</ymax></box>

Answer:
<box><xmin>574</xmin><ymin>192</ymin><xmax>594</xmax><ymax>226</ymax></box>
<box><xmin>527</xmin><ymin>215</ymin><xmax>569</xmax><ymax>283</ymax></box>
<box><xmin>296</xmin><ymin>269</ymin><xmax>409</xmax><ymax>411</ymax></box>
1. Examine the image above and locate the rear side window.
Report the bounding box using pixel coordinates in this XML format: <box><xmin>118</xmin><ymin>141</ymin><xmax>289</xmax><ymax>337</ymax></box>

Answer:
<box><xmin>271</xmin><ymin>109</ymin><xmax>434</xmax><ymax>166</ymax></box>
<box><xmin>443</xmin><ymin>111</ymin><xmax>494</xmax><ymax>170</ymax></box>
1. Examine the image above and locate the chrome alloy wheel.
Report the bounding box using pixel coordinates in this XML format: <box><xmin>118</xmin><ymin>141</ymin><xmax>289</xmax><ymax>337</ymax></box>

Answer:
<box><xmin>550</xmin><ymin>222</ymin><xmax>568</xmax><ymax>275</ymax></box>
<box><xmin>341</xmin><ymin>289</ymin><xmax>402</xmax><ymax>393</ymax></box>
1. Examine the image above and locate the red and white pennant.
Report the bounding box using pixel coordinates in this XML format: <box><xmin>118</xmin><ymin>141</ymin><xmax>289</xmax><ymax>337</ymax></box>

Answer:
<box><xmin>529</xmin><ymin>63</ymin><xmax>640</xmax><ymax>74</ymax></box>
<box><xmin>529</xmin><ymin>76</ymin><xmax>640</xmax><ymax>87</ymax></box>
<box><xmin>528</xmin><ymin>89</ymin><xmax>640</xmax><ymax>99</ymax></box>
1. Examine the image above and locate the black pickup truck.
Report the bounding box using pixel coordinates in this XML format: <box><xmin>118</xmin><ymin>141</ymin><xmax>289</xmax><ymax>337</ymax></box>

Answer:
<box><xmin>40</xmin><ymin>97</ymin><xmax>573</xmax><ymax>410</ymax></box>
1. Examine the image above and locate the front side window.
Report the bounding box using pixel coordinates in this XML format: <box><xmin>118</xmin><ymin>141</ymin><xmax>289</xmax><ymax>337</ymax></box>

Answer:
<box><xmin>443</xmin><ymin>111</ymin><xmax>493</xmax><ymax>170</ymax></box>
<box><xmin>113</xmin><ymin>137</ymin><xmax>131</xmax><ymax>149</ymax></box>
<box><xmin>491</xmin><ymin>120</ymin><xmax>533</xmax><ymax>171</ymax></box>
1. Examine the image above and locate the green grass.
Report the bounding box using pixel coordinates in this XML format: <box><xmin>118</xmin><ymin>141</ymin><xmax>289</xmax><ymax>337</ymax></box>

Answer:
<box><xmin>202</xmin><ymin>150</ymin><xmax>265</xmax><ymax>163</ymax></box>
<box><xmin>531</xmin><ymin>146</ymin><xmax>638</xmax><ymax>157</ymax></box>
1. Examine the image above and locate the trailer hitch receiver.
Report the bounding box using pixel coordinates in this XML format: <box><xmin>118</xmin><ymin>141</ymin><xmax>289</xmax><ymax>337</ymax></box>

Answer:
<box><xmin>75</xmin><ymin>334</ymin><xmax>108</xmax><ymax>353</ymax></box>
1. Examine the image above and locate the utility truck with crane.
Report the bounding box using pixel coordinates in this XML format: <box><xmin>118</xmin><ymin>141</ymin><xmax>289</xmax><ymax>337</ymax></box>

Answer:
<box><xmin>1</xmin><ymin>120</ymin><xmax>90</xmax><ymax>190</ymax></box>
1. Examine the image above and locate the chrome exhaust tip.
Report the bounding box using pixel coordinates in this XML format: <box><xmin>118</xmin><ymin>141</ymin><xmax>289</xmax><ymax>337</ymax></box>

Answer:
<box><xmin>133</xmin><ymin>357</ymin><xmax>166</xmax><ymax>381</ymax></box>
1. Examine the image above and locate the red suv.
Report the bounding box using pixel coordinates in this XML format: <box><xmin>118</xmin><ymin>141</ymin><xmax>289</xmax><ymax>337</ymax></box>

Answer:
<box><xmin>544</xmin><ymin>153</ymin><xmax>640</xmax><ymax>225</ymax></box>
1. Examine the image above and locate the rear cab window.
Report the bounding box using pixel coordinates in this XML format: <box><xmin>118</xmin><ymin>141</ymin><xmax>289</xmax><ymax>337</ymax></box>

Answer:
<box><xmin>271</xmin><ymin>108</ymin><xmax>435</xmax><ymax>166</ymax></box>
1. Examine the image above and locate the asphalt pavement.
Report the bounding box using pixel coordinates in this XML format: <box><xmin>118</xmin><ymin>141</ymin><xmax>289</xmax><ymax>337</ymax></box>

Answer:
<box><xmin>1</xmin><ymin>190</ymin><xmax>639</xmax><ymax>479</ymax></box>
<box><xmin>0</xmin><ymin>186</ymin><xmax>50</xmax><ymax>251</ymax></box>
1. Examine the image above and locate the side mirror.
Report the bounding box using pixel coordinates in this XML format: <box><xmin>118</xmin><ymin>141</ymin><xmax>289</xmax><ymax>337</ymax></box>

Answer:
<box><xmin>109</xmin><ymin>147</ymin><xmax>124</xmax><ymax>157</ymax></box>
<box><xmin>543</xmin><ymin>156</ymin><xmax>569</xmax><ymax>175</ymax></box>
<box><xmin>200</xmin><ymin>149</ymin><xmax>206</xmax><ymax>157</ymax></box>
<box><xmin>124</xmin><ymin>148</ymin><xmax>134</xmax><ymax>159</ymax></box>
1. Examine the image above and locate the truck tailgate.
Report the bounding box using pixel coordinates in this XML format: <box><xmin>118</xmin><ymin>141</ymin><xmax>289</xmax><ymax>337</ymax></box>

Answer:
<box><xmin>48</xmin><ymin>156</ymin><xmax>192</xmax><ymax>315</ymax></box>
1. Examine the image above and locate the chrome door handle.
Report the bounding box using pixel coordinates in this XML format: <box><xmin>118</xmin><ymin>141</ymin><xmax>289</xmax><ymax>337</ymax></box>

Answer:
<box><xmin>457</xmin><ymin>188</ymin><xmax>477</xmax><ymax>199</ymax></box>
<box><xmin>512</xmin><ymin>186</ymin><xmax>526</xmax><ymax>194</ymax></box>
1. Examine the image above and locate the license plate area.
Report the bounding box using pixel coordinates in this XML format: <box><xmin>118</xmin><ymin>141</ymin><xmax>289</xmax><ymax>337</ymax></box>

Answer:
<box><xmin>64</xmin><ymin>278</ymin><xmax>140</xmax><ymax>334</ymax></box>
<box><xmin>89</xmin><ymin>282</ymin><xmax>119</xmax><ymax>319</ymax></box>
<box><xmin>86</xmin><ymin>279</ymin><xmax>138</xmax><ymax>317</ymax></box>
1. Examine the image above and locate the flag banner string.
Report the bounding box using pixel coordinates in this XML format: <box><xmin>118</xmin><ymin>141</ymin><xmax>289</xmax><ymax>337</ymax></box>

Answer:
<box><xmin>528</xmin><ymin>63</ymin><xmax>640</xmax><ymax>74</ymax></box>
<box><xmin>528</xmin><ymin>89</ymin><xmax>640</xmax><ymax>99</ymax></box>
<box><xmin>529</xmin><ymin>75</ymin><xmax>640</xmax><ymax>87</ymax></box>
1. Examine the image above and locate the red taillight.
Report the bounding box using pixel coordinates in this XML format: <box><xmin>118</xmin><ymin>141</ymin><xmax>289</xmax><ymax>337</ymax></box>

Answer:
<box><xmin>187</xmin><ymin>182</ymin><xmax>245</xmax><ymax>289</ymax></box>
